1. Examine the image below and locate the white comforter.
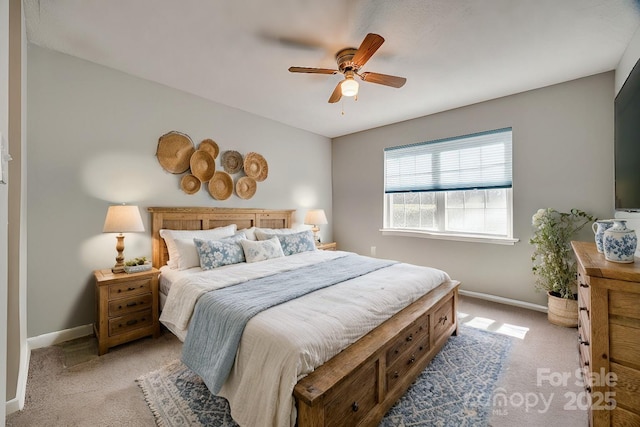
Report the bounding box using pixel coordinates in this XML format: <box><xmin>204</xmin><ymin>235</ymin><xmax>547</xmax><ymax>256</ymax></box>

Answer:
<box><xmin>159</xmin><ymin>250</ymin><xmax>450</xmax><ymax>427</ymax></box>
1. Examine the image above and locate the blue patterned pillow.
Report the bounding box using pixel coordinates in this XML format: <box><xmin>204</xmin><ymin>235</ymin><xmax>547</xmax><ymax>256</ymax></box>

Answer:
<box><xmin>263</xmin><ymin>230</ymin><xmax>317</xmax><ymax>256</ymax></box>
<box><xmin>194</xmin><ymin>234</ymin><xmax>246</xmax><ymax>270</ymax></box>
<box><xmin>240</xmin><ymin>237</ymin><xmax>285</xmax><ymax>263</ymax></box>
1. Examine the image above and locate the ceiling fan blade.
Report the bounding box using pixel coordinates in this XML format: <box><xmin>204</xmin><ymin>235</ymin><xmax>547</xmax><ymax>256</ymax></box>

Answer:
<box><xmin>288</xmin><ymin>66</ymin><xmax>338</xmax><ymax>74</ymax></box>
<box><xmin>351</xmin><ymin>33</ymin><xmax>385</xmax><ymax>68</ymax></box>
<box><xmin>360</xmin><ymin>72</ymin><xmax>407</xmax><ymax>88</ymax></box>
<box><xmin>328</xmin><ymin>81</ymin><xmax>342</xmax><ymax>103</ymax></box>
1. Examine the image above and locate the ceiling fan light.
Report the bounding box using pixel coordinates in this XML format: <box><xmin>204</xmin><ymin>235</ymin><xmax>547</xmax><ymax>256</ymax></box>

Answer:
<box><xmin>341</xmin><ymin>78</ymin><xmax>359</xmax><ymax>97</ymax></box>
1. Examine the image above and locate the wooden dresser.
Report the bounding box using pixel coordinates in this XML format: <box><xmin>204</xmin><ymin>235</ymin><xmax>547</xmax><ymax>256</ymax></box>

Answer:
<box><xmin>94</xmin><ymin>268</ymin><xmax>160</xmax><ymax>355</ymax></box>
<box><xmin>572</xmin><ymin>241</ymin><xmax>640</xmax><ymax>426</ymax></box>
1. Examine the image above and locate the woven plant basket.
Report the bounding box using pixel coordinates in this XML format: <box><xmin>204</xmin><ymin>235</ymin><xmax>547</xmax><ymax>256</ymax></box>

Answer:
<box><xmin>547</xmin><ymin>292</ymin><xmax>578</xmax><ymax>327</ymax></box>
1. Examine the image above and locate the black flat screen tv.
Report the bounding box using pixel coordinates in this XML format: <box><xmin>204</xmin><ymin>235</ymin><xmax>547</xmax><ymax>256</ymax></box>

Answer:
<box><xmin>615</xmin><ymin>56</ymin><xmax>640</xmax><ymax>211</ymax></box>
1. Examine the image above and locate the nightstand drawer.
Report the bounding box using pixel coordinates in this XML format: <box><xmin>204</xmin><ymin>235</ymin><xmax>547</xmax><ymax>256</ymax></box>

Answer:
<box><xmin>108</xmin><ymin>278</ymin><xmax>151</xmax><ymax>299</ymax></box>
<box><xmin>109</xmin><ymin>309</ymin><xmax>153</xmax><ymax>336</ymax></box>
<box><xmin>108</xmin><ymin>293</ymin><xmax>153</xmax><ymax>317</ymax></box>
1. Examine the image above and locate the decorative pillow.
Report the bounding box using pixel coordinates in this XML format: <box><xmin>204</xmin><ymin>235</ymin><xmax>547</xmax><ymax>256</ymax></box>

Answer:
<box><xmin>254</xmin><ymin>225</ymin><xmax>309</xmax><ymax>241</ymax></box>
<box><xmin>240</xmin><ymin>237</ymin><xmax>285</xmax><ymax>263</ymax></box>
<box><xmin>194</xmin><ymin>234</ymin><xmax>246</xmax><ymax>270</ymax></box>
<box><xmin>262</xmin><ymin>230</ymin><xmax>317</xmax><ymax>256</ymax></box>
<box><xmin>160</xmin><ymin>224</ymin><xmax>237</xmax><ymax>269</ymax></box>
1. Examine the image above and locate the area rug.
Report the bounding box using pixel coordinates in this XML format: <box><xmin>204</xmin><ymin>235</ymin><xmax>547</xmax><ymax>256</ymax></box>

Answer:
<box><xmin>137</xmin><ymin>326</ymin><xmax>512</xmax><ymax>426</ymax></box>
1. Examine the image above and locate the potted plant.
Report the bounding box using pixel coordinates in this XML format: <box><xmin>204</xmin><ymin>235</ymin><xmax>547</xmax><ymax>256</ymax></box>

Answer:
<box><xmin>530</xmin><ymin>208</ymin><xmax>596</xmax><ymax>327</ymax></box>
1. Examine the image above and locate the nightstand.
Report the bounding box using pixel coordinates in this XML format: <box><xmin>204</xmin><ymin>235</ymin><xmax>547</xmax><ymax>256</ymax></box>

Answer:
<box><xmin>94</xmin><ymin>267</ymin><xmax>160</xmax><ymax>355</ymax></box>
<box><xmin>317</xmin><ymin>242</ymin><xmax>337</xmax><ymax>251</ymax></box>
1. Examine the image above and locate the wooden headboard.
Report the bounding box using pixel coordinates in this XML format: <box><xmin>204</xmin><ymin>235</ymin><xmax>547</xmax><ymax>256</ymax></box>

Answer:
<box><xmin>148</xmin><ymin>207</ymin><xmax>295</xmax><ymax>268</ymax></box>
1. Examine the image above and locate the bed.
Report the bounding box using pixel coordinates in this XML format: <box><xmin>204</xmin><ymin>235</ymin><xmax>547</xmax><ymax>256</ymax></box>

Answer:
<box><xmin>148</xmin><ymin>207</ymin><xmax>460</xmax><ymax>427</ymax></box>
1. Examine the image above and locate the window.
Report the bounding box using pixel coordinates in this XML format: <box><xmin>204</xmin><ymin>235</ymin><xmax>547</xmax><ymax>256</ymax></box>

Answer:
<box><xmin>383</xmin><ymin>128</ymin><xmax>514</xmax><ymax>241</ymax></box>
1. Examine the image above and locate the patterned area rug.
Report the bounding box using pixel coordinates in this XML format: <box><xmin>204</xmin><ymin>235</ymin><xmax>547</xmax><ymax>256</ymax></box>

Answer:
<box><xmin>137</xmin><ymin>326</ymin><xmax>512</xmax><ymax>426</ymax></box>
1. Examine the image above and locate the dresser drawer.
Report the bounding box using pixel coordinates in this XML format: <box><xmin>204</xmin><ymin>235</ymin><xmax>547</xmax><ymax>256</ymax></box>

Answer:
<box><xmin>386</xmin><ymin>334</ymin><xmax>430</xmax><ymax>392</ymax></box>
<box><xmin>108</xmin><ymin>293</ymin><xmax>153</xmax><ymax>318</ymax></box>
<box><xmin>324</xmin><ymin>360</ymin><xmax>379</xmax><ymax>427</ymax></box>
<box><xmin>386</xmin><ymin>315</ymin><xmax>429</xmax><ymax>367</ymax></box>
<box><xmin>108</xmin><ymin>278</ymin><xmax>151</xmax><ymax>300</ymax></box>
<box><xmin>609</xmin><ymin>290</ymin><xmax>640</xmax><ymax>321</ymax></box>
<box><xmin>431</xmin><ymin>296</ymin><xmax>454</xmax><ymax>343</ymax></box>
<box><xmin>108</xmin><ymin>309</ymin><xmax>153</xmax><ymax>337</ymax></box>
<box><xmin>577</xmin><ymin>270</ymin><xmax>590</xmax><ymax>314</ymax></box>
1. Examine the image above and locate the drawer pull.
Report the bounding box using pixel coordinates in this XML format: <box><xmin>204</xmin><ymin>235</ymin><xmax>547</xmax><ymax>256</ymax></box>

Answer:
<box><xmin>439</xmin><ymin>315</ymin><xmax>448</xmax><ymax>325</ymax></box>
<box><xmin>419</xmin><ymin>345</ymin><xmax>424</xmax><ymax>351</ymax></box>
<box><xmin>584</xmin><ymin>361</ymin><xmax>590</xmax><ymax>367</ymax></box>
<box><xmin>578</xmin><ymin>336</ymin><xmax>589</xmax><ymax>346</ymax></box>
<box><xmin>351</xmin><ymin>402</ymin><xmax>359</xmax><ymax>412</ymax></box>
<box><xmin>579</xmin><ymin>307</ymin><xmax>587</xmax><ymax>311</ymax></box>
<box><xmin>579</xmin><ymin>283</ymin><xmax>589</xmax><ymax>288</ymax></box>
<box><xmin>408</xmin><ymin>355</ymin><xmax>416</xmax><ymax>365</ymax></box>
<box><xmin>126</xmin><ymin>302</ymin><xmax>138</xmax><ymax>307</ymax></box>
<box><xmin>586</xmin><ymin>385</ymin><xmax>592</xmax><ymax>393</ymax></box>
<box><xmin>406</xmin><ymin>334</ymin><xmax>413</xmax><ymax>342</ymax></box>
<box><xmin>126</xmin><ymin>319</ymin><xmax>138</xmax><ymax>326</ymax></box>
<box><xmin>393</xmin><ymin>371</ymin><xmax>399</xmax><ymax>379</ymax></box>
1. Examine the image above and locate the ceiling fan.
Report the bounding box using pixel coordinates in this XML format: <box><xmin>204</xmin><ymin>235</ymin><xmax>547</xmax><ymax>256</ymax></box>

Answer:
<box><xmin>288</xmin><ymin>33</ymin><xmax>407</xmax><ymax>103</ymax></box>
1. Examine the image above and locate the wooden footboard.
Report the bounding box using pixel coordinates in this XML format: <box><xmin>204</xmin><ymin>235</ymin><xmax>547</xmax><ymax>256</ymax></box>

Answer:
<box><xmin>294</xmin><ymin>280</ymin><xmax>460</xmax><ymax>427</ymax></box>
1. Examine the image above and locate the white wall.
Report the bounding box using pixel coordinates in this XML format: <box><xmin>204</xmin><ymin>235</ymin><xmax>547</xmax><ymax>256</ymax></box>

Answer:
<box><xmin>26</xmin><ymin>46</ymin><xmax>332</xmax><ymax>338</ymax></box>
<box><xmin>332</xmin><ymin>72</ymin><xmax>614</xmax><ymax>306</ymax></box>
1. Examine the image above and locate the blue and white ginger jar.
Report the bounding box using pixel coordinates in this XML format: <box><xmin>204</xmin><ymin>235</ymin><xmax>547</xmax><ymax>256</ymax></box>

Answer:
<box><xmin>603</xmin><ymin>219</ymin><xmax>637</xmax><ymax>263</ymax></box>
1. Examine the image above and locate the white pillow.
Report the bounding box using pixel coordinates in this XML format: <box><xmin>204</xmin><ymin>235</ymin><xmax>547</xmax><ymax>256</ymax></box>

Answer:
<box><xmin>254</xmin><ymin>225</ymin><xmax>309</xmax><ymax>241</ymax></box>
<box><xmin>238</xmin><ymin>227</ymin><xmax>257</xmax><ymax>241</ymax></box>
<box><xmin>240</xmin><ymin>237</ymin><xmax>285</xmax><ymax>263</ymax></box>
<box><xmin>160</xmin><ymin>224</ymin><xmax>237</xmax><ymax>269</ymax></box>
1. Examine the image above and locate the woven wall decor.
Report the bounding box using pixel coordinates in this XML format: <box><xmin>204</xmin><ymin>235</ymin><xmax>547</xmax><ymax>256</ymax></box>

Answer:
<box><xmin>156</xmin><ymin>131</ymin><xmax>268</xmax><ymax>199</ymax></box>
<box><xmin>156</xmin><ymin>131</ymin><xmax>195</xmax><ymax>174</ymax></box>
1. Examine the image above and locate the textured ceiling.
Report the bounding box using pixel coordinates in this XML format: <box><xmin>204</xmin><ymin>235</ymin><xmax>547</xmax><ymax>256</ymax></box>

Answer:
<box><xmin>24</xmin><ymin>0</ymin><xmax>640</xmax><ymax>138</ymax></box>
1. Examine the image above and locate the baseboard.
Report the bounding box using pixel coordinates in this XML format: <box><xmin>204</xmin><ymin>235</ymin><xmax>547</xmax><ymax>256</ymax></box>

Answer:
<box><xmin>27</xmin><ymin>323</ymin><xmax>94</xmax><ymax>350</ymax></box>
<box><xmin>6</xmin><ymin>324</ymin><xmax>94</xmax><ymax>415</ymax></box>
<box><xmin>459</xmin><ymin>290</ymin><xmax>548</xmax><ymax>313</ymax></box>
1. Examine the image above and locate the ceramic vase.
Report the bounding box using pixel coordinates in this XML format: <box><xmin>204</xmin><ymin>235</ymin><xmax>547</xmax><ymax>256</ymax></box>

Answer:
<box><xmin>603</xmin><ymin>219</ymin><xmax>637</xmax><ymax>263</ymax></box>
<box><xmin>592</xmin><ymin>220</ymin><xmax>614</xmax><ymax>253</ymax></box>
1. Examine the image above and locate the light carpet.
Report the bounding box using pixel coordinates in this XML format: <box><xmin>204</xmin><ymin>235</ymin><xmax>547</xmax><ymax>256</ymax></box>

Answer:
<box><xmin>137</xmin><ymin>326</ymin><xmax>512</xmax><ymax>426</ymax></box>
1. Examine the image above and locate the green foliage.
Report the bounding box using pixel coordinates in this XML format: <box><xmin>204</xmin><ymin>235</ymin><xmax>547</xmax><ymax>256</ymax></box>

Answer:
<box><xmin>530</xmin><ymin>208</ymin><xmax>596</xmax><ymax>299</ymax></box>
<box><xmin>124</xmin><ymin>256</ymin><xmax>148</xmax><ymax>267</ymax></box>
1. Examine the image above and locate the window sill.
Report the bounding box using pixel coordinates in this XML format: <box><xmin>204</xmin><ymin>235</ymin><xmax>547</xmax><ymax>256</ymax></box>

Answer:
<box><xmin>380</xmin><ymin>228</ymin><xmax>520</xmax><ymax>245</ymax></box>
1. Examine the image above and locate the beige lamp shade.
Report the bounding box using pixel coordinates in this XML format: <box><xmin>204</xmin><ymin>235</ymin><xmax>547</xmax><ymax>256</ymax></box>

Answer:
<box><xmin>304</xmin><ymin>209</ymin><xmax>328</xmax><ymax>226</ymax></box>
<box><xmin>103</xmin><ymin>205</ymin><xmax>145</xmax><ymax>233</ymax></box>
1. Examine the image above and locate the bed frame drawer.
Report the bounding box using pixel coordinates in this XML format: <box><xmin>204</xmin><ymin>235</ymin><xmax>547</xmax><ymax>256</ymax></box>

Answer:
<box><xmin>295</xmin><ymin>281</ymin><xmax>459</xmax><ymax>427</ymax></box>
<box><xmin>323</xmin><ymin>359</ymin><xmax>380</xmax><ymax>427</ymax></box>
<box><xmin>431</xmin><ymin>295</ymin><xmax>455</xmax><ymax>344</ymax></box>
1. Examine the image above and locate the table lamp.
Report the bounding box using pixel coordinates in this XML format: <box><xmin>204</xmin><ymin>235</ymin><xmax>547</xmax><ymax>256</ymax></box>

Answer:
<box><xmin>103</xmin><ymin>204</ymin><xmax>145</xmax><ymax>273</ymax></box>
<box><xmin>304</xmin><ymin>209</ymin><xmax>328</xmax><ymax>243</ymax></box>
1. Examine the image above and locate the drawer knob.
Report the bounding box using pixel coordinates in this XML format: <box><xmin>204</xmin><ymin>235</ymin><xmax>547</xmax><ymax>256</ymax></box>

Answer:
<box><xmin>579</xmin><ymin>283</ymin><xmax>589</xmax><ymax>288</ymax></box>
<box><xmin>406</xmin><ymin>334</ymin><xmax>413</xmax><ymax>342</ymax></box>
<box><xmin>408</xmin><ymin>355</ymin><xmax>416</xmax><ymax>365</ymax></box>
<box><xmin>439</xmin><ymin>315</ymin><xmax>448</xmax><ymax>325</ymax></box>
<box><xmin>126</xmin><ymin>302</ymin><xmax>138</xmax><ymax>308</ymax></box>
<box><xmin>579</xmin><ymin>307</ymin><xmax>587</xmax><ymax>311</ymax></box>
<box><xmin>352</xmin><ymin>402</ymin><xmax>359</xmax><ymax>412</ymax></box>
<box><xmin>393</xmin><ymin>371</ymin><xmax>399</xmax><ymax>379</ymax></box>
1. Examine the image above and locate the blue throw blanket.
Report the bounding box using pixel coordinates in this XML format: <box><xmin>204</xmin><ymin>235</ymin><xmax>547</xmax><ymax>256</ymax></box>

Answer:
<box><xmin>182</xmin><ymin>254</ymin><xmax>396</xmax><ymax>394</ymax></box>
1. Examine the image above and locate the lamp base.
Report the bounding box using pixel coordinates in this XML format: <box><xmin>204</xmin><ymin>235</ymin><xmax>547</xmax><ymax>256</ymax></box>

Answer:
<box><xmin>111</xmin><ymin>265</ymin><xmax>125</xmax><ymax>274</ymax></box>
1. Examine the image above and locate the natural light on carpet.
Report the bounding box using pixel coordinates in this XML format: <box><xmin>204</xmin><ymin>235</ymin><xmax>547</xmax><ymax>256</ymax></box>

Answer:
<box><xmin>457</xmin><ymin>312</ymin><xmax>529</xmax><ymax>339</ymax></box>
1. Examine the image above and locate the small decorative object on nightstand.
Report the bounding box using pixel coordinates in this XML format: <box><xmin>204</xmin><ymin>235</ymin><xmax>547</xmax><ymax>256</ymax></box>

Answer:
<box><xmin>94</xmin><ymin>267</ymin><xmax>160</xmax><ymax>355</ymax></box>
<box><xmin>316</xmin><ymin>242</ymin><xmax>337</xmax><ymax>251</ymax></box>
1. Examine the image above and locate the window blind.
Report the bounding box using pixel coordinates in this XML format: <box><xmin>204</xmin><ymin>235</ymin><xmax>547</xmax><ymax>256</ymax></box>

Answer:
<box><xmin>384</xmin><ymin>127</ymin><xmax>512</xmax><ymax>193</ymax></box>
